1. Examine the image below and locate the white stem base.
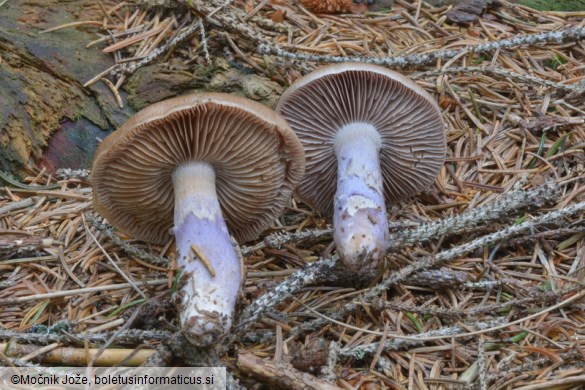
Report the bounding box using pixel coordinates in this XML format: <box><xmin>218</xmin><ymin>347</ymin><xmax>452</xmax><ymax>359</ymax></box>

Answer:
<box><xmin>333</xmin><ymin>123</ymin><xmax>389</xmax><ymax>273</ymax></box>
<box><xmin>172</xmin><ymin>162</ymin><xmax>244</xmax><ymax>346</ymax></box>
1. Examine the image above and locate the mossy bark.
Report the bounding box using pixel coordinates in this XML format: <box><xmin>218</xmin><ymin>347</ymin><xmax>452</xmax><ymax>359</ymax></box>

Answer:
<box><xmin>123</xmin><ymin>59</ymin><xmax>283</xmax><ymax>111</ymax></box>
<box><xmin>0</xmin><ymin>1</ymin><xmax>286</xmax><ymax>176</ymax></box>
<box><xmin>0</xmin><ymin>0</ymin><xmax>134</xmax><ymax>176</ymax></box>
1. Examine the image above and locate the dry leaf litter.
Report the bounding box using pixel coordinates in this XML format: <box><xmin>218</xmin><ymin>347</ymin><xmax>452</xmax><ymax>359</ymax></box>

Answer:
<box><xmin>1</xmin><ymin>0</ymin><xmax>585</xmax><ymax>389</ymax></box>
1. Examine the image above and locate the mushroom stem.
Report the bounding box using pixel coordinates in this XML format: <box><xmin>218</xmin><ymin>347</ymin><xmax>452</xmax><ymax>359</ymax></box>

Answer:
<box><xmin>172</xmin><ymin>161</ymin><xmax>243</xmax><ymax>347</ymax></box>
<box><xmin>333</xmin><ymin>123</ymin><xmax>389</xmax><ymax>273</ymax></box>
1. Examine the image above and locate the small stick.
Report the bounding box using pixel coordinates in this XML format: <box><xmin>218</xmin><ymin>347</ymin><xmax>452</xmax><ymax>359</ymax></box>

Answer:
<box><xmin>477</xmin><ymin>338</ymin><xmax>487</xmax><ymax>390</ymax></box>
<box><xmin>0</xmin><ymin>342</ymin><xmax>154</xmax><ymax>366</ymax></box>
<box><xmin>19</xmin><ymin>343</ymin><xmax>61</xmax><ymax>363</ymax></box>
<box><xmin>86</xmin><ymin>318</ymin><xmax>125</xmax><ymax>333</ymax></box>
<box><xmin>101</xmin><ymin>78</ymin><xmax>124</xmax><ymax>108</ymax></box>
<box><xmin>0</xmin><ymin>197</ymin><xmax>38</xmax><ymax>215</ymax></box>
<box><xmin>198</xmin><ymin>18</ymin><xmax>211</xmax><ymax>65</ymax></box>
<box><xmin>191</xmin><ymin>244</ymin><xmax>216</xmax><ymax>277</ymax></box>
<box><xmin>57</xmin><ymin>247</ymin><xmax>85</xmax><ymax>288</ymax></box>
<box><xmin>83</xmin><ymin>64</ymin><xmax>118</xmax><ymax>87</ymax></box>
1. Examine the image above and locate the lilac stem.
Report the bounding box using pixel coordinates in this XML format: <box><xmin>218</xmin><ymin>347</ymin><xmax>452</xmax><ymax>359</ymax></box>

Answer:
<box><xmin>333</xmin><ymin>123</ymin><xmax>389</xmax><ymax>273</ymax></box>
<box><xmin>172</xmin><ymin>162</ymin><xmax>243</xmax><ymax>346</ymax></box>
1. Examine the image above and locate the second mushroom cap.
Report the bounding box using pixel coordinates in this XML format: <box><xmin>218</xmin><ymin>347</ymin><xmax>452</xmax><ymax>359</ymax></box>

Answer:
<box><xmin>277</xmin><ymin>63</ymin><xmax>446</xmax><ymax>273</ymax></box>
<box><xmin>276</xmin><ymin>63</ymin><xmax>446</xmax><ymax>215</ymax></box>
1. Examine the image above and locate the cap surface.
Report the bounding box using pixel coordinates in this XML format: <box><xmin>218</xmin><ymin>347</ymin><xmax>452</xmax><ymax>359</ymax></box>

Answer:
<box><xmin>91</xmin><ymin>92</ymin><xmax>305</xmax><ymax>244</ymax></box>
<box><xmin>276</xmin><ymin>63</ymin><xmax>446</xmax><ymax>214</ymax></box>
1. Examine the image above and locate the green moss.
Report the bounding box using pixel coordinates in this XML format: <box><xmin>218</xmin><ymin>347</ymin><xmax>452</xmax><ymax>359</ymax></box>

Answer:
<box><xmin>517</xmin><ymin>0</ymin><xmax>585</xmax><ymax>11</ymax></box>
<box><xmin>543</xmin><ymin>54</ymin><xmax>568</xmax><ymax>70</ymax></box>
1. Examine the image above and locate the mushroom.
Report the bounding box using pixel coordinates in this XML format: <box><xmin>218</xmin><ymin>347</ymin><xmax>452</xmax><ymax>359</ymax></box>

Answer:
<box><xmin>91</xmin><ymin>93</ymin><xmax>305</xmax><ymax>346</ymax></box>
<box><xmin>276</xmin><ymin>63</ymin><xmax>445</xmax><ymax>274</ymax></box>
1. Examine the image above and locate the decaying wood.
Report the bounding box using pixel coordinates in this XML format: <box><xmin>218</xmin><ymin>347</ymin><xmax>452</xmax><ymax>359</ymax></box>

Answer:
<box><xmin>446</xmin><ymin>0</ymin><xmax>502</xmax><ymax>24</ymax></box>
<box><xmin>291</xmin><ymin>338</ymin><xmax>331</xmax><ymax>374</ymax></box>
<box><xmin>237</xmin><ymin>352</ymin><xmax>341</xmax><ymax>390</ymax></box>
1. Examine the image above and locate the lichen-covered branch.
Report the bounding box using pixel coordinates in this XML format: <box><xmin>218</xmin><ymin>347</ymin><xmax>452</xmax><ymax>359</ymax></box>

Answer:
<box><xmin>411</xmin><ymin>66</ymin><xmax>583</xmax><ymax>93</ymax></box>
<box><xmin>258</xmin><ymin>27</ymin><xmax>585</xmax><ymax>69</ymax></box>
<box><xmin>387</xmin><ymin>181</ymin><xmax>559</xmax><ymax>250</ymax></box>
<box><xmin>0</xmin><ymin>328</ymin><xmax>172</xmax><ymax>346</ymax></box>
<box><xmin>481</xmin><ymin>351</ymin><xmax>584</xmax><ymax>389</ymax></box>
<box><xmin>339</xmin><ymin>326</ymin><xmax>465</xmax><ymax>359</ymax></box>
<box><xmin>401</xmin><ymin>268</ymin><xmax>468</xmax><ymax>288</ymax></box>
<box><xmin>182</xmin><ymin>0</ymin><xmax>269</xmax><ymax>45</ymax></box>
<box><xmin>86</xmin><ymin>214</ymin><xmax>170</xmax><ymax>267</ymax></box>
<box><xmin>288</xmin><ymin>200</ymin><xmax>585</xmax><ymax>337</ymax></box>
<box><xmin>55</xmin><ymin>168</ymin><xmax>91</xmax><ymax>181</ymax></box>
<box><xmin>232</xmin><ymin>256</ymin><xmax>339</xmax><ymax>340</ymax></box>
<box><xmin>0</xmin><ymin>236</ymin><xmax>57</xmax><ymax>254</ymax></box>
<box><xmin>260</xmin><ymin>228</ymin><xmax>333</xmax><ymax>250</ymax></box>
<box><xmin>339</xmin><ymin>318</ymin><xmax>510</xmax><ymax>360</ymax></box>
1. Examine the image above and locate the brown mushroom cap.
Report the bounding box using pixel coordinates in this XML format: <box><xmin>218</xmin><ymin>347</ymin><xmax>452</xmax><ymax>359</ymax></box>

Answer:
<box><xmin>276</xmin><ymin>63</ymin><xmax>446</xmax><ymax>215</ymax></box>
<box><xmin>91</xmin><ymin>92</ymin><xmax>305</xmax><ymax>245</ymax></box>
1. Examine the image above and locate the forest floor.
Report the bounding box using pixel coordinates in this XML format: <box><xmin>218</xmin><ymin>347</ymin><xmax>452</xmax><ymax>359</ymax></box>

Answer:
<box><xmin>1</xmin><ymin>0</ymin><xmax>585</xmax><ymax>389</ymax></box>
